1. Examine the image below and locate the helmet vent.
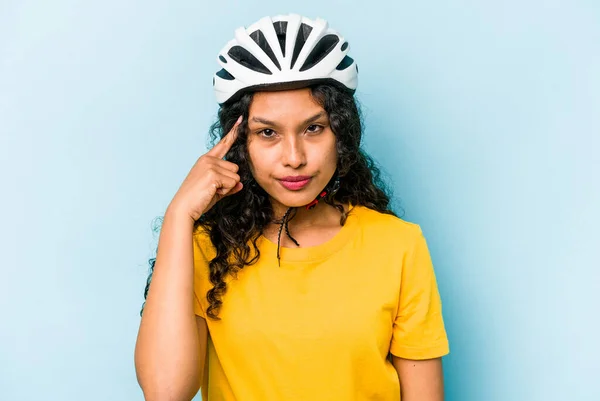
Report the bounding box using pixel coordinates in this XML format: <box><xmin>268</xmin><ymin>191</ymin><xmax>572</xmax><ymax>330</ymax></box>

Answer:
<box><xmin>290</xmin><ymin>23</ymin><xmax>313</xmax><ymax>69</ymax></box>
<box><xmin>227</xmin><ymin>45</ymin><xmax>272</xmax><ymax>75</ymax></box>
<box><xmin>249</xmin><ymin>30</ymin><xmax>281</xmax><ymax>70</ymax></box>
<box><xmin>272</xmin><ymin>21</ymin><xmax>288</xmax><ymax>57</ymax></box>
<box><xmin>300</xmin><ymin>34</ymin><xmax>340</xmax><ymax>72</ymax></box>
<box><xmin>216</xmin><ymin>68</ymin><xmax>235</xmax><ymax>80</ymax></box>
<box><xmin>335</xmin><ymin>55</ymin><xmax>354</xmax><ymax>71</ymax></box>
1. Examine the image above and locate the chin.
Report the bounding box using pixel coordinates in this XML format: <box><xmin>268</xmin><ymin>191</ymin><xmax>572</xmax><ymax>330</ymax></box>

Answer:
<box><xmin>270</xmin><ymin>191</ymin><xmax>319</xmax><ymax>209</ymax></box>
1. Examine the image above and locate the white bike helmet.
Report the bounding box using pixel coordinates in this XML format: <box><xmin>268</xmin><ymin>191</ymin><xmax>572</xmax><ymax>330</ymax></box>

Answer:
<box><xmin>213</xmin><ymin>14</ymin><xmax>358</xmax><ymax>104</ymax></box>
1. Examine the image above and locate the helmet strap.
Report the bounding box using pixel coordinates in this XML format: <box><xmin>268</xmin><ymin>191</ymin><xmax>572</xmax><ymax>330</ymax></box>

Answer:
<box><xmin>305</xmin><ymin>171</ymin><xmax>341</xmax><ymax>210</ymax></box>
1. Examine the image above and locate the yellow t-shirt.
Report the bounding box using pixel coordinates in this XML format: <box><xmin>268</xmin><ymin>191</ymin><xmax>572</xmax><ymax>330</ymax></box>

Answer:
<box><xmin>192</xmin><ymin>204</ymin><xmax>449</xmax><ymax>400</ymax></box>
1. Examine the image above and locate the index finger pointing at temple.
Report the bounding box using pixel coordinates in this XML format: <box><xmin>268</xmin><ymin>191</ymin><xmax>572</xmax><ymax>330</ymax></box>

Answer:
<box><xmin>209</xmin><ymin>115</ymin><xmax>242</xmax><ymax>159</ymax></box>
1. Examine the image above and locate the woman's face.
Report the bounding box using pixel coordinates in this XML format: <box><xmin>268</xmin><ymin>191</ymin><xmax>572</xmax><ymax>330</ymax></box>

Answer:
<box><xmin>246</xmin><ymin>88</ymin><xmax>337</xmax><ymax>212</ymax></box>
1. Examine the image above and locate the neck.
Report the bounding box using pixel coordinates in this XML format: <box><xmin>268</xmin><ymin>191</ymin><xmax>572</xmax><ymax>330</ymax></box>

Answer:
<box><xmin>269</xmin><ymin>199</ymin><xmax>346</xmax><ymax>230</ymax></box>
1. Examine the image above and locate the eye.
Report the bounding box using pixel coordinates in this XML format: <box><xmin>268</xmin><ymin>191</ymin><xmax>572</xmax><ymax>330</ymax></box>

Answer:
<box><xmin>306</xmin><ymin>124</ymin><xmax>324</xmax><ymax>134</ymax></box>
<box><xmin>258</xmin><ymin>128</ymin><xmax>276</xmax><ymax>138</ymax></box>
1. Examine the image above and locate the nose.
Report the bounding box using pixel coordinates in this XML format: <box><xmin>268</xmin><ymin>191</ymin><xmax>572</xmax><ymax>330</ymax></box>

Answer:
<box><xmin>280</xmin><ymin>134</ymin><xmax>307</xmax><ymax>169</ymax></box>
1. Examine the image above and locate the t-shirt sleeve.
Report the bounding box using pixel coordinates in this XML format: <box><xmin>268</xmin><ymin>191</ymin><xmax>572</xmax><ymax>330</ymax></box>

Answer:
<box><xmin>390</xmin><ymin>225</ymin><xmax>450</xmax><ymax>360</ymax></box>
<box><xmin>192</xmin><ymin>232</ymin><xmax>209</xmax><ymax>319</ymax></box>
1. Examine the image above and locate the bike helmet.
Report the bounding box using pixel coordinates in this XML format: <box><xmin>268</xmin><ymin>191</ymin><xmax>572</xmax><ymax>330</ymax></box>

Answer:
<box><xmin>213</xmin><ymin>13</ymin><xmax>358</xmax><ymax>104</ymax></box>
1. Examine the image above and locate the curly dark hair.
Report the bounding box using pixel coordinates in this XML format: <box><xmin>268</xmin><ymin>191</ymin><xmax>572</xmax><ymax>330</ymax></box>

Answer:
<box><xmin>141</xmin><ymin>82</ymin><xmax>400</xmax><ymax>320</ymax></box>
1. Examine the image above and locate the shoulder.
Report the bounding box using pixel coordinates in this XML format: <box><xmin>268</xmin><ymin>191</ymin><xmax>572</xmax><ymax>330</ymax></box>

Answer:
<box><xmin>192</xmin><ymin>225</ymin><xmax>217</xmax><ymax>263</ymax></box>
<box><xmin>351</xmin><ymin>205</ymin><xmax>423</xmax><ymax>242</ymax></box>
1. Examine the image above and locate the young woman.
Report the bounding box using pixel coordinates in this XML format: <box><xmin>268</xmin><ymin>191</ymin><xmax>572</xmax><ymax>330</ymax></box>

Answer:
<box><xmin>135</xmin><ymin>14</ymin><xmax>450</xmax><ymax>401</ymax></box>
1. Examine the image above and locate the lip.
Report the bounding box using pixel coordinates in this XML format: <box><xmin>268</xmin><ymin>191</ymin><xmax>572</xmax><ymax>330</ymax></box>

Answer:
<box><xmin>279</xmin><ymin>175</ymin><xmax>312</xmax><ymax>182</ymax></box>
<box><xmin>278</xmin><ymin>176</ymin><xmax>312</xmax><ymax>190</ymax></box>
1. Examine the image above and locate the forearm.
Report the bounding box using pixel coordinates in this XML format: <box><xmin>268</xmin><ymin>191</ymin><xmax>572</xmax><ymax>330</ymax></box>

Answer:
<box><xmin>134</xmin><ymin>207</ymin><xmax>201</xmax><ymax>401</ymax></box>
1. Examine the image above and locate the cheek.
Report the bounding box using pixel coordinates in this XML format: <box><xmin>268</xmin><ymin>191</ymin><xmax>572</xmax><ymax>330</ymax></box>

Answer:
<box><xmin>324</xmin><ymin>135</ymin><xmax>338</xmax><ymax>165</ymax></box>
<box><xmin>245</xmin><ymin>140</ymin><xmax>257</xmax><ymax>175</ymax></box>
<box><xmin>246</xmin><ymin>141</ymin><xmax>271</xmax><ymax>178</ymax></box>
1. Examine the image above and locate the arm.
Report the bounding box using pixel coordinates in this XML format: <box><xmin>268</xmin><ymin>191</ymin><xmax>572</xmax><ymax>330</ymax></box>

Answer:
<box><xmin>134</xmin><ymin>207</ymin><xmax>208</xmax><ymax>401</ymax></box>
<box><xmin>134</xmin><ymin>118</ymin><xmax>242</xmax><ymax>400</ymax></box>
<box><xmin>390</xmin><ymin>227</ymin><xmax>449</xmax><ymax>400</ymax></box>
<box><xmin>392</xmin><ymin>356</ymin><xmax>444</xmax><ymax>401</ymax></box>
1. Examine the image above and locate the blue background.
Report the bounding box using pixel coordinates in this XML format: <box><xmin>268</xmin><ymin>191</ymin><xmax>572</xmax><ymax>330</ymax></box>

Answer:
<box><xmin>1</xmin><ymin>1</ymin><xmax>598</xmax><ymax>400</ymax></box>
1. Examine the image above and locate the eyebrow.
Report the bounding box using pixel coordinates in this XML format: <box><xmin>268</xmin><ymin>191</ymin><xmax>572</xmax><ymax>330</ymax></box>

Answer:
<box><xmin>250</xmin><ymin>112</ymin><xmax>327</xmax><ymax>128</ymax></box>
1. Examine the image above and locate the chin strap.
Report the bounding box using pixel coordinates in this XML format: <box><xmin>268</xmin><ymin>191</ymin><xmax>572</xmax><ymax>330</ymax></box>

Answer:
<box><xmin>276</xmin><ymin>174</ymin><xmax>341</xmax><ymax>266</ymax></box>
<box><xmin>305</xmin><ymin>174</ymin><xmax>341</xmax><ymax>210</ymax></box>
